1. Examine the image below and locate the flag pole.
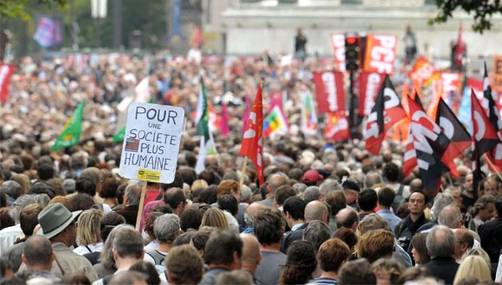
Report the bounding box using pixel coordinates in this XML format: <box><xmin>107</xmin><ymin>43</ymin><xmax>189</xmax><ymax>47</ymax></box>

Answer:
<box><xmin>240</xmin><ymin>157</ymin><xmax>248</xmax><ymax>186</ymax></box>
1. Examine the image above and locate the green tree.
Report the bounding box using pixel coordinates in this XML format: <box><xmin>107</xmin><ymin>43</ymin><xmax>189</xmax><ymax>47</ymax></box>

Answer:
<box><xmin>431</xmin><ymin>0</ymin><xmax>502</xmax><ymax>33</ymax></box>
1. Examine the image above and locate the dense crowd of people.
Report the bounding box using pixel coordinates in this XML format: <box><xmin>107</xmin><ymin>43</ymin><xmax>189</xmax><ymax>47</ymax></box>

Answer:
<box><xmin>0</xmin><ymin>50</ymin><xmax>500</xmax><ymax>285</ymax></box>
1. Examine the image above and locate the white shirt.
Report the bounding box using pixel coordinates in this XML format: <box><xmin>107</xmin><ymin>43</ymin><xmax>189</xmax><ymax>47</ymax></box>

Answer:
<box><xmin>496</xmin><ymin>254</ymin><xmax>502</xmax><ymax>283</ymax></box>
<box><xmin>0</xmin><ymin>224</ymin><xmax>22</xmax><ymax>254</ymax></box>
<box><xmin>144</xmin><ymin>240</ymin><xmax>160</xmax><ymax>252</ymax></box>
<box><xmin>73</xmin><ymin>242</ymin><xmax>104</xmax><ymax>255</ymax></box>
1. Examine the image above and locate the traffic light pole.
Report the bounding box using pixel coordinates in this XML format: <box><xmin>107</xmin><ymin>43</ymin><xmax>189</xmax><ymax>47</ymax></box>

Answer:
<box><xmin>348</xmin><ymin>70</ymin><xmax>357</xmax><ymax>139</ymax></box>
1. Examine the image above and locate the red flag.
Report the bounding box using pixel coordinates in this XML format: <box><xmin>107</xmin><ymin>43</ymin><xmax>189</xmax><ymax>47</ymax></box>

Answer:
<box><xmin>471</xmin><ymin>89</ymin><xmax>499</xmax><ymax>197</ymax></box>
<box><xmin>312</xmin><ymin>71</ymin><xmax>345</xmax><ymax>114</ymax></box>
<box><xmin>471</xmin><ymin>89</ymin><xmax>499</xmax><ymax>156</ymax></box>
<box><xmin>363</xmin><ymin>75</ymin><xmax>407</xmax><ymax>154</ymax></box>
<box><xmin>408</xmin><ymin>93</ymin><xmax>448</xmax><ymax>198</ymax></box>
<box><xmin>358</xmin><ymin>71</ymin><xmax>386</xmax><ymax>116</ymax></box>
<box><xmin>0</xmin><ymin>64</ymin><xmax>15</xmax><ymax>103</ymax></box>
<box><xmin>481</xmin><ymin>62</ymin><xmax>502</xmax><ymax>171</ymax></box>
<box><xmin>435</xmin><ymin>97</ymin><xmax>471</xmax><ymax>178</ymax></box>
<box><xmin>402</xmin><ymin>125</ymin><xmax>417</xmax><ymax>177</ymax></box>
<box><xmin>324</xmin><ymin>111</ymin><xmax>350</xmax><ymax>142</ymax></box>
<box><xmin>240</xmin><ymin>82</ymin><xmax>264</xmax><ymax>185</ymax></box>
<box><xmin>220</xmin><ymin>102</ymin><xmax>230</xmax><ymax>138</ymax></box>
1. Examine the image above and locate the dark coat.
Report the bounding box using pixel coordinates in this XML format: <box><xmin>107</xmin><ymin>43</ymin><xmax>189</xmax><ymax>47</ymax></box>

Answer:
<box><xmin>424</xmin><ymin>257</ymin><xmax>459</xmax><ymax>285</ymax></box>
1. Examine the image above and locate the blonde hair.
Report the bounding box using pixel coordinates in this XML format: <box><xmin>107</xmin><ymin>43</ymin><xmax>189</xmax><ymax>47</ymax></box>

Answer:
<box><xmin>453</xmin><ymin>255</ymin><xmax>492</xmax><ymax>285</ymax></box>
<box><xmin>200</xmin><ymin>208</ymin><xmax>228</xmax><ymax>230</ymax></box>
<box><xmin>76</xmin><ymin>208</ymin><xmax>104</xmax><ymax>245</ymax></box>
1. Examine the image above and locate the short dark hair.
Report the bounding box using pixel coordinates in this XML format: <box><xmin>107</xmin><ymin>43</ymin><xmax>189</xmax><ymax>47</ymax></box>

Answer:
<box><xmin>198</xmin><ymin>186</ymin><xmax>218</xmax><ymax>205</ymax></box>
<box><xmin>283</xmin><ymin>196</ymin><xmax>306</xmax><ymax>221</ymax></box>
<box><xmin>333</xmin><ymin>227</ymin><xmax>358</xmax><ymax>249</ymax></box>
<box><xmin>100</xmin><ymin>212</ymin><xmax>126</xmax><ymax>241</ymax></box>
<box><xmin>280</xmin><ymin>240</ymin><xmax>317</xmax><ymax>285</ymax></box>
<box><xmin>218</xmin><ymin>194</ymin><xmax>238</xmax><ymax>216</ymax></box>
<box><xmin>317</xmin><ymin>238</ymin><xmax>351</xmax><ymax>273</ymax></box>
<box><xmin>274</xmin><ymin>185</ymin><xmax>296</xmax><ymax>206</ymax></box>
<box><xmin>66</xmin><ymin>193</ymin><xmax>95</xmax><ymax>211</ymax></box>
<box><xmin>167</xmin><ymin>245</ymin><xmax>204</xmax><ymax>285</ymax></box>
<box><xmin>383</xmin><ymin>163</ymin><xmax>400</xmax><ymax>182</ymax></box>
<box><xmin>37</xmin><ymin>163</ymin><xmax>54</xmax><ymax>181</ymax></box>
<box><xmin>358</xmin><ymin>189</ymin><xmax>377</xmax><ymax>212</ymax></box>
<box><xmin>378</xmin><ymin>187</ymin><xmax>395</xmax><ymax>208</ymax></box>
<box><xmin>23</xmin><ymin>236</ymin><xmax>53</xmax><ymax>265</ymax></box>
<box><xmin>163</xmin><ymin>188</ymin><xmax>186</xmax><ymax>209</ymax></box>
<box><xmin>76</xmin><ymin>177</ymin><xmax>97</xmax><ymax>197</ymax></box>
<box><xmin>303</xmin><ymin>221</ymin><xmax>331</xmax><ymax>251</ymax></box>
<box><xmin>129</xmin><ymin>261</ymin><xmax>161</xmax><ymax>285</ymax></box>
<box><xmin>100</xmin><ymin>177</ymin><xmax>120</xmax><ymax>199</ymax></box>
<box><xmin>192</xmin><ymin>227</ymin><xmax>213</xmax><ymax>252</ymax></box>
<box><xmin>20</xmin><ymin>204</ymin><xmax>43</xmax><ymax>237</ymax></box>
<box><xmin>325</xmin><ymin>191</ymin><xmax>346</xmax><ymax>216</ymax></box>
<box><xmin>204</xmin><ymin>230</ymin><xmax>243</xmax><ymax>265</ymax></box>
<box><xmin>180</xmin><ymin>207</ymin><xmax>203</xmax><ymax>231</ymax></box>
<box><xmin>338</xmin><ymin>258</ymin><xmax>376</xmax><ymax>285</ymax></box>
<box><xmin>254</xmin><ymin>208</ymin><xmax>284</xmax><ymax>245</ymax></box>
<box><xmin>496</xmin><ymin>197</ymin><xmax>502</xmax><ymax>216</ymax></box>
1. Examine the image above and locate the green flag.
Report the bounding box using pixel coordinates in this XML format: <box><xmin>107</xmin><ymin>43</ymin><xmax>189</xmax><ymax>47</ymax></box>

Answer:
<box><xmin>51</xmin><ymin>102</ymin><xmax>84</xmax><ymax>151</ymax></box>
<box><xmin>112</xmin><ymin>127</ymin><xmax>126</xmax><ymax>143</ymax></box>
<box><xmin>196</xmin><ymin>77</ymin><xmax>210</xmax><ymax>141</ymax></box>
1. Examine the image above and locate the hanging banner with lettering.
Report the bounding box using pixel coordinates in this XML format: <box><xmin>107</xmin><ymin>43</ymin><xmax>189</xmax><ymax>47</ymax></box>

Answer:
<box><xmin>358</xmin><ymin>71</ymin><xmax>386</xmax><ymax>116</ymax></box>
<box><xmin>313</xmin><ymin>70</ymin><xmax>345</xmax><ymax>114</ymax></box>
<box><xmin>363</xmin><ymin>34</ymin><xmax>397</xmax><ymax>74</ymax></box>
<box><xmin>0</xmin><ymin>64</ymin><xmax>15</xmax><ymax>104</ymax></box>
<box><xmin>409</xmin><ymin>56</ymin><xmax>437</xmax><ymax>87</ymax></box>
<box><xmin>331</xmin><ymin>34</ymin><xmax>346</xmax><ymax>72</ymax></box>
<box><xmin>119</xmin><ymin>103</ymin><xmax>185</xmax><ymax>183</ymax></box>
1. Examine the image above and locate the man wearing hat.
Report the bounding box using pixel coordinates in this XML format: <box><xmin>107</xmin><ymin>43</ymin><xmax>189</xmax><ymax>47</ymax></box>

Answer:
<box><xmin>342</xmin><ymin>179</ymin><xmax>360</xmax><ymax>209</ymax></box>
<box><xmin>37</xmin><ymin>203</ymin><xmax>98</xmax><ymax>282</ymax></box>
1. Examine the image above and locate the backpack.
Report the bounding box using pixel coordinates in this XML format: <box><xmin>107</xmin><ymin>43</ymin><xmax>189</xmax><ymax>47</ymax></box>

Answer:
<box><xmin>146</xmin><ymin>250</ymin><xmax>166</xmax><ymax>266</ymax></box>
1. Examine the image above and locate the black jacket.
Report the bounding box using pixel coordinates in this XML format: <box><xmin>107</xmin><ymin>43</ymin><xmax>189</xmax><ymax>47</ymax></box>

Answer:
<box><xmin>424</xmin><ymin>257</ymin><xmax>459</xmax><ymax>285</ymax></box>
<box><xmin>280</xmin><ymin>223</ymin><xmax>307</xmax><ymax>253</ymax></box>
<box><xmin>478</xmin><ymin>218</ymin><xmax>502</xmax><ymax>264</ymax></box>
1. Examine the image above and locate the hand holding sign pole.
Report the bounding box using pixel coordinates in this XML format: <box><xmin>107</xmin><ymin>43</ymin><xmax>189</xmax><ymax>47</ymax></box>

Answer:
<box><xmin>118</xmin><ymin>102</ymin><xmax>185</xmax><ymax>230</ymax></box>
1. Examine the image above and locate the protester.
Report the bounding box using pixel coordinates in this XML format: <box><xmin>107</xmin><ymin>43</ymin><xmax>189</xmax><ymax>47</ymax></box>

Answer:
<box><xmin>0</xmin><ymin>44</ymin><xmax>501</xmax><ymax>285</ymax></box>
<box><xmin>36</xmin><ymin>203</ymin><xmax>98</xmax><ymax>281</ymax></box>
<box><xmin>309</xmin><ymin>238</ymin><xmax>351</xmax><ymax>285</ymax></box>
<box><xmin>453</xmin><ymin>255</ymin><xmax>492</xmax><ymax>285</ymax></box>
<box><xmin>424</xmin><ymin>225</ymin><xmax>459</xmax><ymax>284</ymax></box>
<box><xmin>165</xmin><ymin>245</ymin><xmax>204</xmax><ymax>285</ymax></box>
<box><xmin>254</xmin><ymin>208</ymin><xmax>287</xmax><ymax>285</ymax></box>
<box><xmin>280</xmin><ymin>240</ymin><xmax>317</xmax><ymax>285</ymax></box>
<box><xmin>199</xmin><ymin>230</ymin><xmax>243</xmax><ymax>285</ymax></box>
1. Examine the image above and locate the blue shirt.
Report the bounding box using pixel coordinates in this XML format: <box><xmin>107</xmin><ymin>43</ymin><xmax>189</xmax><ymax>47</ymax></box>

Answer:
<box><xmin>377</xmin><ymin>208</ymin><xmax>401</xmax><ymax>232</ymax></box>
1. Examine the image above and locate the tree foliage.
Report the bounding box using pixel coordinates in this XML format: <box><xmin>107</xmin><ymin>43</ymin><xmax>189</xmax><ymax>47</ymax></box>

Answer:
<box><xmin>431</xmin><ymin>0</ymin><xmax>502</xmax><ymax>33</ymax></box>
<box><xmin>0</xmin><ymin>0</ymin><xmax>66</xmax><ymax>21</ymax></box>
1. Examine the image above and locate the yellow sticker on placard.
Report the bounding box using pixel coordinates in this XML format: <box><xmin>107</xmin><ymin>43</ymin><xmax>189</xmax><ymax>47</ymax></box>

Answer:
<box><xmin>137</xmin><ymin>169</ymin><xmax>161</xmax><ymax>182</ymax></box>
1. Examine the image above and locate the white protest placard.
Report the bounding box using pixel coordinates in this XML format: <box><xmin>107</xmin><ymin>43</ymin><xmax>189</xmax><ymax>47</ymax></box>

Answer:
<box><xmin>119</xmin><ymin>102</ymin><xmax>184</xmax><ymax>184</ymax></box>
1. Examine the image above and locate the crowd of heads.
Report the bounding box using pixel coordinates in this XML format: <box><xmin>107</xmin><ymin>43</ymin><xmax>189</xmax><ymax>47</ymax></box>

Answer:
<box><xmin>0</xmin><ymin>52</ymin><xmax>500</xmax><ymax>285</ymax></box>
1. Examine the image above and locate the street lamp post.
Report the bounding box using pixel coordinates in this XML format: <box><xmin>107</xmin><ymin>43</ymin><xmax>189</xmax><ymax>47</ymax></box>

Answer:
<box><xmin>91</xmin><ymin>0</ymin><xmax>108</xmax><ymax>48</ymax></box>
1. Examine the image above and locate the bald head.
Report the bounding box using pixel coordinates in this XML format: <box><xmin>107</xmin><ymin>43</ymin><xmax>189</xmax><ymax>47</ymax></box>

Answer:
<box><xmin>409</xmin><ymin>179</ymin><xmax>422</xmax><ymax>192</ymax></box>
<box><xmin>267</xmin><ymin>173</ymin><xmax>289</xmax><ymax>193</ymax></box>
<box><xmin>305</xmin><ymin>200</ymin><xmax>329</xmax><ymax>223</ymax></box>
<box><xmin>245</xmin><ymin>202</ymin><xmax>267</xmax><ymax>228</ymax></box>
<box><xmin>335</xmin><ymin>208</ymin><xmax>359</xmax><ymax>230</ymax></box>
<box><xmin>240</xmin><ymin>234</ymin><xmax>261</xmax><ymax>274</ymax></box>
<box><xmin>438</xmin><ymin>205</ymin><xmax>462</xmax><ymax>229</ymax></box>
